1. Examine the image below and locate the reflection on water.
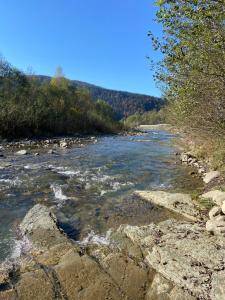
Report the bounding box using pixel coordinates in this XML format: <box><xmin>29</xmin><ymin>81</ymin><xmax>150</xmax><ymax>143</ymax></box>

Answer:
<box><xmin>0</xmin><ymin>130</ymin><xmax>202</xmax><ymax>262</ymax></box>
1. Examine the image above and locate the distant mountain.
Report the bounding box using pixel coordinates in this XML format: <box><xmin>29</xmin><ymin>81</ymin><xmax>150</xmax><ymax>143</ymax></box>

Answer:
<box><xmin>35</xmin><ymin>76</ymin><xmax>164</xmax><ymax>120</ymax></box>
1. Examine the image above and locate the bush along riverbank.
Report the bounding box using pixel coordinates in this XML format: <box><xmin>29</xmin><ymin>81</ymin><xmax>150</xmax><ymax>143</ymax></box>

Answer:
<box><xmin>1</xmin><ymin>128</ymin><xmax>225</xmax><ymax>299</ymax></box>
<box><xmin>0</xmin><ymin>59</ymin><xmax>122</xmax><ymax>139</ymax></box>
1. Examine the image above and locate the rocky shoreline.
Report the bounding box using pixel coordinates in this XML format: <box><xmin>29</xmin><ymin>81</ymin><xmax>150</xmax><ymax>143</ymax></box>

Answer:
<box><xmin>1</xmin><ymin>127</ymin><xmax>225</xmax><ymax>299</ymax></box>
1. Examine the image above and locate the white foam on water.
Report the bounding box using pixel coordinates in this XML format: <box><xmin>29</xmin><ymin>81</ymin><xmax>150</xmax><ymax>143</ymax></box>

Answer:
<box><xmin>10</xmin><ymin>236</ymin><xmax>32</xmax><ymax>260</ymax></box>
<box><xmin>51</xmin><ymin>184</ymin><xmax>68</xmax><ymax>201</ymax></box>
<box><xmin>79</xmin><ymin>229</ymin><xmax>112</xmax><ymax>246</ymax></box>
<box><xmin>57</xmin><ymin>170</ymin><xmax>78</xmax><ymax>177</ymax></box>
<box><xmin>24</xmin><ymin>164</ymin><xmax>41</xmax><ymax>170</ymax></box>
<box><xmin>0</xmin><ymin>177</ymin><xmax>23</xmax><ymax>187</ymax></box>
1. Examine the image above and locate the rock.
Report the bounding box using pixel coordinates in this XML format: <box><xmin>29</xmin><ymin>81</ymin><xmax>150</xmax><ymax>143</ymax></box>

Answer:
<box><xmin>54</xmin><ymin>249</ymin><xmax>122</xmax><ymax>300</ymax></box>
<box><xmin>209</xmin><ymin>206</ymin><xmax>222</xmax><ymax>220</ymax></box>
<box><xmin>180</xmin><ymin>153</ymin><xmax>189</xmax><ymax>163</ymax></box>
<box><xmin>201</xmin><ymin>190</ymin><xmax>225</xmax><ymax>206</ymax></box>
<box><xmin>210</xmin><ymin>271</ymin><xmax>225</xmax><ymax>300</ymax></box>
<box><xmin>0</xmin><ymin>162</ymin><xmax>11</xmax><ymax>170</ymax></box>
<box><xmin>135</xmin><ymin>191</ymin><xmax>203</xmax><ymax>221</ymax></box>
<box><xmin>206</xmin><ymin>219</ymin><xmax>225</xmax><ymax>235</ymax></box>
<box><xmin>34</xmin><ymin>152</ymin><xmax>39</xmax><ymax>156</ymax></box>
<box><xmin>60</xmin><ymin>141</ymin><xmax>68</xmax><ymax>148</ymax></box>
<box><xmin>47</xmin><ymin>149</ymin><xmax>55</xmax><ymax>154</ymax></box>
<box><xmin>203</xmin><ymin>171</ymin><xmax>220</xmax><ymax>184</ymax></box>
<box><xmin>16</xmin><ymin>149</ymin><xmax>28</xmax><ymax>155</ymax></box>
<box><xmin>98</xmin><ymin>252</ymin><xmax>149</xmax><ymax>300</ymax></box>
<box><xmin>221</xmin><ymin>200</ymin><xmax>225</xmax><ymax>215</ymax></box>
<box><xmin>20</xmin><ymin>204</ymin><xmax>69</xmax><ymax>249</ymax></box>
<box><xmin>145</xmin><ymin>219</ymin><xmax>225</xmax><ymax>299</ymax></box>
<box><xmin>15</xmin><ymin>269</ymin><xmax>56</xmax><ymax>300</ymax></box>
<box><xmin>146</xmin><ymin>273</ymin><xmax>173</xmax><ymax>300</ymax></box>
<box><xmin>198</xmin><ymin>168</ymin><xmax>206</xmax><ymax>175</ymax></box>
<box><xmin>120</xmin><ymin>219</ymin><xmax>225</xmax><ymax>299</ymax></box>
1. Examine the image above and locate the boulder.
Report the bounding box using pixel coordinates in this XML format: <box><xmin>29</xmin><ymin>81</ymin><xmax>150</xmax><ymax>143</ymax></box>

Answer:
<box><xmin>135</xmin><ymin>191</ymin><xmax>203</xmax><ymax>221</ymax></box>
<box><xmin>203</xmin><ymin>171</ymin><xmax>220</xmax><ymax>184</ymax></box>
<box><xmin>209</xmin><ymin>206</ymin><xmax>222</xmax><ymax>220</ymax></box>
<box><xmin>60</xmin><ymin>141</ymin><xmax>68</xmax><ymax>148</ymax></box>
<box><xmin>20</xmin><ymin>204</ymin><xmax>69</xmax><ymax>249</ymax></box>
<box><xmin>201</xmin><ymin>190</ymin><xmax>225</xmax><ymax>206</ymax></box>
<box><xmin>206</xmin><ymin>218</ymin><xmax>225</xmax><ymax>235</ymax></box>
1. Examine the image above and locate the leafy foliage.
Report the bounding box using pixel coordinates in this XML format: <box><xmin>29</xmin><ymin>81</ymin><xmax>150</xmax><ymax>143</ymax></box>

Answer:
<box><xmin>151</xmin><ymin>0</ymin><xmax>225</xmax><ymax>136</ymax></box>
<box><xmin>124</xmin><ymin>108</ymin><xmax>167</xmax><ymax>127</ymax></box>
<box><xmin>0</xmin><ymin>59</ymin><xmax>121</xmax><ymax>138</ymax></box>
<box><xmin>36</xmin><ymin>76</ymin><xmax>165</xmax><ymax>120</ymax></box>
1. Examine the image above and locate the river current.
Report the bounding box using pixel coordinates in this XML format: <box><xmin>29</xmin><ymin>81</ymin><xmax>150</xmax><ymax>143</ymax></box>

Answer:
<box><xmin>0</xmin><ymin>129</ymin><xmax>202</xmax><ymax>263</ymax></box>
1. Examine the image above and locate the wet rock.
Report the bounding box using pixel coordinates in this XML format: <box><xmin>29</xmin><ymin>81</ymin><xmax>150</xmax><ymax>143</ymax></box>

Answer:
<box><xmin>34</xmin><ymin>152</ymin><xmax>39</xmax><ymax>156</ymax></box>
<box><xmin>20</xmin><ymin>204</ymin><xmax>69</xmax><ymax>249</ymax></box>
<box><xmin>0</xmin><ymin>162</ymin><xmax>11</xmax><ymax>170</ymax></box>
<box><xmin>203</xmin><ymin>171</ymin><xmax>220</xmax><ymax>184</ymax></box>
<box><xmin>209</xmin><ymin>206</ymin><xmax>222</xmax><ymax>220</ymax></box>
<box><xmin>201</xmin><ymin>190</ymin><xmax>225</xmax><ymax>206</ymax></box>
<box><xmin>135</xmin><ymin>191</ymin><xmax>203</xmax><ymax>221</ymax></box>
<box><xmin>16</xmin><ymin>150</ymin><xmax>28</xmax><ymax>155</ymax></box>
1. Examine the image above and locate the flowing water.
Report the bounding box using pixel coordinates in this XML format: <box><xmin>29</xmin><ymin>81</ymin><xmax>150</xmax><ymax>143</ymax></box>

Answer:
<box><xmin>0</xmin><ymin>129</ymin><xmax>202</xmax><ymax>263</ymax></box>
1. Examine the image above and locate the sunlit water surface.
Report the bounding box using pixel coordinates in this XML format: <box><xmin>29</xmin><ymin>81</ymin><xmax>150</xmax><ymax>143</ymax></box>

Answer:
<box><xmin>0</xmin><ymin>130</ymin><xmax>202</xmax><ymax>263</ymax></box>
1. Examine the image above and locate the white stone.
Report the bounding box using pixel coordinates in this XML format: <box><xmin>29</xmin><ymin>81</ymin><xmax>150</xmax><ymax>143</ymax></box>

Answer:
<box><xmin>203</xmin><ymin>171</ymin><xmax>220</xmax><ymax>184</ymax></box>
<box><xmin>201</xmin><ymin>190</ymin><xmax>225</xmax><ymax>206</ymax></box>
<box><xmin>16</xmin><ymin>150</ymin><xmax>28</xmax><ymax>155</ymax></box>
<box><xmin>222</xmin><ymin>201</ymin><xmax>225</xmax><ymax>215</ymax></box>
<box><xmin>209</xmin><ymin>206</ymin><xmax>222</xmax><ymax>220</ymax></box>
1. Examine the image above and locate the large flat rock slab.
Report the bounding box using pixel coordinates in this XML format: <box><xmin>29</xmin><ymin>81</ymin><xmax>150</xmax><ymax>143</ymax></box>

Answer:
<box><xmin>135</xmin><ymin>191</ymin><xmax>203</xmax><ymax>221</ymax></box>
<box><xmin>120</xmin><ymin>219</ymin><xmax>225</xmax><ymax>300</ymax></box>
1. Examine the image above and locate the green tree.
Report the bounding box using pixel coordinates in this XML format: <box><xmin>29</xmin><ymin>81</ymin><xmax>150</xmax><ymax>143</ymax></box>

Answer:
<box><xmin>151</xmin><ymin>0</ymin><xmax>225</xmax><ymax>135</ymax></box>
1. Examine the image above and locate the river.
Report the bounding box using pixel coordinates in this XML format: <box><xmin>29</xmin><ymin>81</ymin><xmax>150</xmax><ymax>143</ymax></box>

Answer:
<box><xmin>0</xmin><ymin>129</ymin><xmax>202</xmax><ymax>263</ymax></box>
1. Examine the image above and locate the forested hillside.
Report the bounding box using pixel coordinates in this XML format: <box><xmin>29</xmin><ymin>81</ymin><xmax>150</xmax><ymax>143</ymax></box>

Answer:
<box><xmin>0</xmin><ymin>60</ymin><xmax>121</xmax><ymax>139</ymax></box>
<box><xmin>36</xmin><ymin>75</ymin><xmax>164</xmax><ymax>119</ymax></box>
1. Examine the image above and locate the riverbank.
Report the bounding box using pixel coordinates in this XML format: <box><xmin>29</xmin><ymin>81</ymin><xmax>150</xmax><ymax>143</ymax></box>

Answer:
<box><xmin>0</xmin><ymin>126</ymin><xmax>224</xmax><ymax>299</ymax></box>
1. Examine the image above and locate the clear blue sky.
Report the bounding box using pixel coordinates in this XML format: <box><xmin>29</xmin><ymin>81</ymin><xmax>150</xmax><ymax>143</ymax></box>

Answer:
<box><xmin>0</xmin><ymin>0</ymin><xmax>162</xmax><ymax>96</ymax></box>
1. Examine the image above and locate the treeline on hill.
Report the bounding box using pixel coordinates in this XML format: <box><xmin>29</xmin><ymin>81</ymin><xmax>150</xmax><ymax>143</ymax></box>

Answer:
<box><xmin>36</xmin><ymin>75</ymin><xmax>165</xmax><ymax>120</ymax></box>
<box><xmin>124</xmin><ymin>109</ymin><xmax>167</xmax><ymax>127</ymax></box>
<box><xmin>151</xmin><ymin>0</ymin><xmax>225</xmax><ymax>168</ymax></box>
<box><xmin>0</xmin><ymin>61</ymin><xmax>121</xmax><ymax>139</ymax></box>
